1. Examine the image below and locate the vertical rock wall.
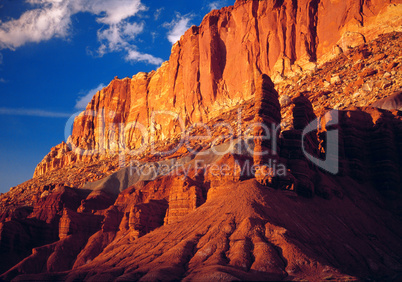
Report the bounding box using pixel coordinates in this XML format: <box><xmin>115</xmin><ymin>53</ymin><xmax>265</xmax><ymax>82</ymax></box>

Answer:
<box><xmin>35</xmin><ymin>0</ymin><xmax>402</xmax><ymax>176</ymax></box>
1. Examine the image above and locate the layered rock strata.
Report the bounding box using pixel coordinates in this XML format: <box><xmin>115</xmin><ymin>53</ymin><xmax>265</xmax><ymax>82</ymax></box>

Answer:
<box><xmin>34</xmin><ymin>0</ymin><xmax>402</xmax><ymax>177</ymax></box>
<box><xmin>2</xmin><ymin>103</ymin><xmax>402</xmax><ymax>280</ymax></box>
<box><xmin>164</xmin><ymin>176</ymin><xmax>205</xmax><ymax>225</ymax></box>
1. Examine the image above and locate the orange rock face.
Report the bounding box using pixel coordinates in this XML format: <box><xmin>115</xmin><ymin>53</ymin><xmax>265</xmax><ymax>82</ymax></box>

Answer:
<box><xmin>34</xmin><ymin>0</ymin><xmax>402</xmax><ymax>177</ymax></box>
<box><xmin>164</xmin><ymin>176</ymin><xmax>205</xmax><ymax>225</ymax></box>
<box><xmin>34</xmin><ymin>142</ymin><xmax>73</xmax><ymax>178</ymax></box>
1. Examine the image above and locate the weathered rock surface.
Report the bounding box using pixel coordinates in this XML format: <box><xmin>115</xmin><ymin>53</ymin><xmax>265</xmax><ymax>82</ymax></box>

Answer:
<box><xmin>0</xmin><ymin>186</ymin><xmax>91</xmax><ymax>274</ymax></box>
<box><xmin>58</xmin><ymin>208</ymin><xmax>103</xmax><ymax>240</ymax></box>
<box><xmin>164</xmin><ymin>176</ymin><xmax>204</xmax><ymax>225</ymax></box>
<box><xmin>372</xmin><ymin>90</ymin><xmax>402</xmax><ymax>110</ymax></box>
<box><xmin>1</xmin><ymin>1</ymin><xmax>402</xmax><ymax>281</ymax></box>
<box><xmin>4</xmin><ymin>97</ymin><xmax>402</xmax><ymax>280</ymax></box>
<box><xmin>34</xmin><ymin>0</ymin><xmax>402</xmax><ymax>177</ymax></box>
<box><xmin>4</xmin><ymin>179</ymin><xmax>402</xmax><ymax>281</ymax></box>
<box><xmin>2</xmin><ymin>109</ymin><xmax>402</xmax><ymax>280</ymax></box>
<box><xmin>2</xmin><ymin>234</ymin><xmax>90</xmax><ymax>279</ymax></box>
<box><xmin>252</xmin><ymin>74</ymin><xmax>281</xmax><ymax>185</ymax></box>
<box><xmin>33</xmin><ymin>142</ymin><xmax>73</xmax><ymax>178</ymax></box>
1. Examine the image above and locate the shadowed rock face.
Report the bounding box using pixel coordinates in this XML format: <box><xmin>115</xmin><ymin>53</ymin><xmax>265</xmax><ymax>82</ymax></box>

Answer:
<box><xmin>0</xmin><ymin>186</ymin><xmax>91</xmax><ymax>274</ymax></box>
<box><xmin>252</xmin><ymin>74</ymin><xmax>282</xmax><ymax>185</ymax></box>
<box><xmin>3</xmin><ymin>179</ymin><xmax>402</xmax><ymax>281</ymax></box>
<box><xmin>34</xmin><ymin>0</ymin><xmax>402</xmax><ymax>177</ymax></box>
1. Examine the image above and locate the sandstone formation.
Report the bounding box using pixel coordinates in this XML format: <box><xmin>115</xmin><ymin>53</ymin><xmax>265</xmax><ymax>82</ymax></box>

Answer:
<box><xmin>252</xmin><ymin>74</ymin><xmax>281</xmax><ymax>185</ymax></box>
<box><xmin>34</xmin><ymin>142</ymin><xmax>73</xmax><ymax>178</ymax></box>
<box><xmin>1</xmin><ymin>1</ymin><xmax>402</xmax><ymax>281</ymax></box>
<box><xmin>4</xmin><ymin>100</ymin><xmax>402</xmax><ymax>280</ymax></box>
<box><xmin>0</xmin><ymin>186</ymin><xmax>91</xmax><ymax>274</ymax></box>
<box><xmin>129</xmin><ymin>200</ymin><xmax>167</xmax><ymax>238</ymax></box>
<box><xmin>164</xmin><ymin>176</ymin><xmax>204</xmax><ymax>225</ymax></box>
<box><xmin>34</xmin><ymin>0</ymin><xmax>402</xmax><ymax>177</ymax></box>
<box><xmin>2</xmin><ymin>178</ymin><xmax>402</xmax><ymax>281</ymax></box>
<box><xmin>58</xmin><ymin>208</ymin><xmax>103</xmax><ymax>240</ymax></box>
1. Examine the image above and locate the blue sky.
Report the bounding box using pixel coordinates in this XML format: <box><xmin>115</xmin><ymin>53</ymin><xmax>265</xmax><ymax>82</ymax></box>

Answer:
<box><xmin>0</xmin><ymin>0</ymin><xmax>233</xmax><ymax>193</ymax></box>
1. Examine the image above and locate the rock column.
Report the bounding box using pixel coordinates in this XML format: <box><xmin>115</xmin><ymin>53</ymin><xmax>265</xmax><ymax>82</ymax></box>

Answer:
<box><xmin>253</xmin><ymin>74</ymin><xmax>282</xmax><ymax>186</ymax></box>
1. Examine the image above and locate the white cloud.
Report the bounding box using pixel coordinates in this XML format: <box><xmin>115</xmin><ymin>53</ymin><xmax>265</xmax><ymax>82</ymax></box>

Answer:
<box><xmin>164</xmin><ymin>14</ymin><xmax>193</xmax><ymax>44</ymax></box>
<box><xmin>96</xmin><ymin>21</ymin><xmax>163</xmax><ymax>65</ymax></box>
<box><xmin>154</xmin><ymin>8</ymin><xmax>164</xmax><ymax>21</ymax></box>
<box><xmin>97</xmin><ymin>22</ymin><xmax>144</xmax><ymax>54</ymax></box>
<box><xmin>208</xmin><ymin>0</ymin><xmax>229</xmax><ymax>11</ymax></box>
<box><xmin>0</xmin><ymin>1</ymin><xmax>70</xmax><ymax>50</ymax></box>
<box><xmin>0</xmin><ymin>0</ymin><xmax>163</xmax><ymax>65</ymax></box>
<box><xmin>71</xmin><ymin>0</ymin><xmax>147</xmax><ymax>25</ymax></box>
<box><xmin>0</xmin><ymin>78</ymin><xmax>7</xmax><ymax>83</ymax></box>
<box><xmin>0</xmin><ymin>107</ymin><xmax>71</xmax><ymax>118</ymax></box>
<box><xmin>125</xmin><ymin>49</ymin><xmax>163</xmax><ymax>65</ymax></box>
<box><xmin>75</xmin><ymin>83</ymin><xmax>105</xmax><ymax>109</ymax></box>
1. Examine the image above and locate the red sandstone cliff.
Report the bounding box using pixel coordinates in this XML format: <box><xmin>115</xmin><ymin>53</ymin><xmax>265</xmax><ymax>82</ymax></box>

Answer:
<box><xmin>34</xmin><ymin>0</ymin><xmax>402</xmax><ymax>177</ymax></box>
<box><xmin>1</xmin><ymin>31</ymin><xmax>402</xmax><ymax>280</ymax></box>
<box><xmin>3</xmin><ymin>1</ymin><xmax>402</xmax><ymax>279</ymax></box>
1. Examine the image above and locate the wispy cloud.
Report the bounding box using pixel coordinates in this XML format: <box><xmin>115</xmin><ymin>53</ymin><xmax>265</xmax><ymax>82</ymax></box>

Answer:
<box><xmin>208</xmin><ymin>0</ymin><xmax>230</xmax><ymax>11</ymax></box>
<box><xmin>154</xmin><ymin>8</ymin><xmax>164</xmax><ymax>21</ymax></box>
<box><xmin>0</xmin><ymin>107</ymin><xmax>71</xmax><ymax>118</ymax></box>
<box><xmin>96</xmin><ymin>20</ymin><xmax>163</xmax><ymax>65</ymax></box>
<box><xmin>0</xmin><ymin>78</ymin><xmax>7</xmax><ymax>83</ymax></box>
<box><xmin>97</xmin><ymin>22</ymin><xmax>144</xmax><ymax>54</ymax></box>
<box><xmin>0</xmin><ymin>53</ymin><xmax>3</xmax><ymax>64</ymax></box>
<box><xmin>126</xmin><ymin>50</ymin><xmax>163</xmax><ymax>65</ymax></box>
<box><xmin>0</xmin><ymin>0</ymin><xmax>163</xmax><ymax>65</ymax></box>
<box><xmin>163</xmin><ymin>13</ymin><xmax>193</xmax><ymax>45</ymax></box>
<box><xmin>75</xmin><ymin>83</ymin><xmax>105</xmax><ymax>109</ymax></box>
